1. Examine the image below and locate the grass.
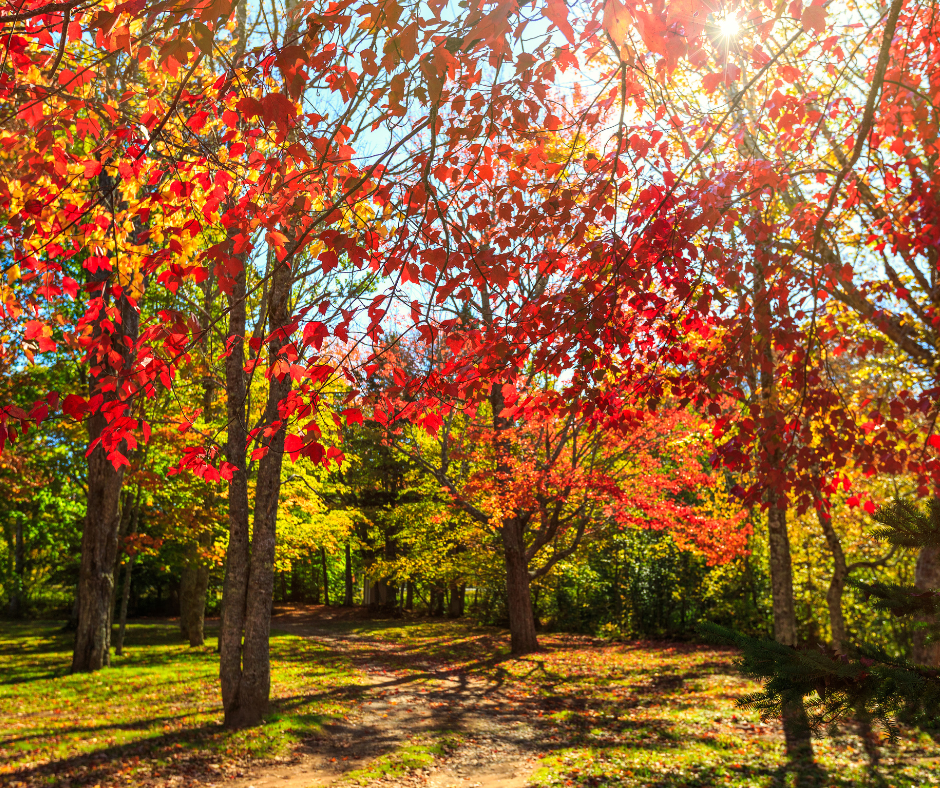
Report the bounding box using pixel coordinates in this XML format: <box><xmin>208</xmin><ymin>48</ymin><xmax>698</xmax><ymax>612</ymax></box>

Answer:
<box><xmin>332</xmin><ymin>734</ymin><xmax>462</xmax><ymax>786</ymax></box>
<box><xmin>0</xmin><ymin>620</ymin><xmax>360</xmax><ymax>787</ymax></box>
<box><xmin>497</xmin><ymin>641</ymin><xmax>940</xmax><ymax>788</ymax></box>
<box><xmin>3</xmin><ymin>616</ymin><xmax>940</xmax><ymax>787</ymax></box>
<box><xmin>308</xmin><ymin>618</ymin><xmax>940</xmax><ymax>788</ymax></box>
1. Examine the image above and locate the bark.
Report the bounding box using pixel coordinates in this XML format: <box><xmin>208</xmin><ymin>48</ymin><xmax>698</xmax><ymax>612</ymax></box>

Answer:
<box><xmin>72</xmin><ymin>170</ymin><xmax>141</xmax><ymax>673</ymax></box>
<box><xmin>219</xmin><ymin>261</ymin><xmax>252</xmax><ymax>725</ymax></box>
<box><xmin>766</xmin><ymin>498</ymin><xmax>814</xmax><ymax>760</ymax></box>
<box><xmin>181</xmin><ymin>531</ymin><xmax>212</xmax><ymax>646</ymax></box>
<box><xmin>814</xmin><ymin>496</ymin><xmax>848</xmax><ymax>651</ymax></box>
<box><xmin>447</xmin><ymin>584</ymin><xmax>465</xmax><ymax>618</ymax></box>
<box><xmin>429</xmin><ymin>586</ymin><xmax>444</xmax><ymax>617</ymax></box>
<box><xmin>225</xmin><ymin>250</ymin><xmax>292</xmax><ymax>728</ymax></box>
<box><xmin>320</xmin><ymin>547</ymin><xmax>330</xmax><ymax>606</ymax></box>
<box><xmin>753</xmin><ymin>255</ymin><xmax>813</xmax><ymax>762</ymax></box>
<box><xmin>913</xmin><ymin>544</ymin><xmax>940</xmax><ymax>666</ymax></box>
<box><xmin>114</xmin><ymin>487</ymin><xmax>141</xmax><ymax>657</ymax></box>
<box><xmin>502</xmin><ymin>517</ymin><xmax>539</xmax><ymax>654</ymax></box>
<box><xmin>343</xmin><ymin>543</ymin><xmax>353</xmax><ymax>606</ymax></box>
<box><xmin>72</xmin><ymin>411</ymin><xmax>127</xmax><ymax>672</ymax></box>
<box><xmin>404</xmin><ymin>580</ymin><xmax>414</xmax><ymax>612</ymax></box>
<box><xmin>488</xmin><ymin>379</ymin><xmax>540</xmax><ymax>655</ymax></box>
<box><xmin>8</xmin><ymin>518</ymin><xmax>24</xmax><ymax>617</ymax></box>
<box><xmin>180</xmin><ymin>545</ymin><xmax>197</xmax><ymax>641</ymax></box>
<box><xmin>182</xmin><ymin>268</ymin><xmax>218</xmax><ymax>649</ymax></box>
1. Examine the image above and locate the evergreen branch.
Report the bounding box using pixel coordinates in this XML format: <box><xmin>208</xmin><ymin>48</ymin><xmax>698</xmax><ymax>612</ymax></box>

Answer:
<box><xmin>870</xmin><ymin>498</ymin><xmax>940</xmax><ymax>550</ymax></box>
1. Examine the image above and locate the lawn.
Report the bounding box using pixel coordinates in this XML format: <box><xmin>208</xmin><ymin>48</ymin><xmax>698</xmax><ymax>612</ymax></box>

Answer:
<box><xmin>2</xmin><ymin>616</ymin><xmax>939</xmax><ymax>788</ymax></box>
<box><xmin>0</xmin><ymin>620</ymin><xmax>360</xmax><ymax>787</ymax></box>
<box><xmin>307</xmin><ymin>618</ymin><xmax>940</xmax><ymax>788</ymax></box>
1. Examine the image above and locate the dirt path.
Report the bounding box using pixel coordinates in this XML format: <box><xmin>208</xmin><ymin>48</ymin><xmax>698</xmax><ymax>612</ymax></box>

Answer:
<box><xmin>228</xmin><ymin>610</ymin><xmax>546</xmax><ymax>788</ymax></box>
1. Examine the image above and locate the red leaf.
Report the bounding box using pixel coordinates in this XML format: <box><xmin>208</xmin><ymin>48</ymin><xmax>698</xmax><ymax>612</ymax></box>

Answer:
<box><xmin>544</xmin><ymin>0</ymin><xmax>576</xmax><ymax>45</ymax></box>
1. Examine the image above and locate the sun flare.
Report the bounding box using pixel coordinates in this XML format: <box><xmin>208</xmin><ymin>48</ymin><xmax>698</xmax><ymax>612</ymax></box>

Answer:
<box><xmin>717</xmin><ymin>12</ymin><xmax>740</xmax><ymax>37</ymax></box>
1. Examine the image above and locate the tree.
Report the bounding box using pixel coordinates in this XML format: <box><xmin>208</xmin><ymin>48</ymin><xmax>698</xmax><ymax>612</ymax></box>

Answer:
<box><xmin>707</xmin><ymin>497</ymin><xmax>940</xmax><ymax>740</ymax></box>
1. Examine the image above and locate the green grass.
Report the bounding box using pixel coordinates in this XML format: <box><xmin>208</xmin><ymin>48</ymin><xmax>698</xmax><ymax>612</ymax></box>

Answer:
<box><xmin>0</xmin><ymin>620</ymin><xmax>360</xmax><ymax>786</ymax></box>
<box><xmin>322</xmin><ymin>621</ymin><xmax>940</xmax><ymax>787</ymax></box>
<box><xmin>332</xmin><ymin>734</ymin><xmax>462</xmax><ymax>786</ymax></box>
<box><xmin>495</xmin><ymin>641</ymin><xmax>940</xmax><ymax>788</ymax></box>
<box><xmin>4</xmin><ymin>617</ymin><xmax>940</xmax><ymax>788</ymax></box>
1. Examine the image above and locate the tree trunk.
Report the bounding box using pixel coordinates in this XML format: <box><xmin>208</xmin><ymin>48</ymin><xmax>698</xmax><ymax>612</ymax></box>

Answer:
<box><xmin>502</xmin><ymin>518</ymin><xmax>539</xmax><ymax>654</ymax></box>
<box><xmin>767</xmin><ymin>497</ymin><xmax>813</xmax><ymax>760</ymax></box>
<box><xmin>184</xmin><ymin>265</ymin><xmax>218</xmax><ymax>649</ymax></box>
<box><xmin>72</xmin><ymin>170</ymin><xmax>141</xmax><ymax>673</ymax></box>
<box><xmin>219</xmin><ymin>258</ymin><xmax>252</xmax><ymax>726</ymax></box>
<box><xmin>72</xmin><ymin>411</ymin><xmax>127</xmax><ymax>672</ymax></box>
<box><xmin>8</xmin><ymin>518</ymin><xmax>24</xmax><ymax>617</ymax></box>
<box><xmin>913</xmin><ymin>544</ymin><xmax>940</xmax><ymax>666</ymax></box>
<box><xmin>114</xmin><ymin>488</ymin><xmax>141</xmax><ymax>657</ymax></box>
<box><xmin>224</xmin><ymin>249</ymin><xmax>292</xmax><ymax>728</ymax></box>
<box><xmin>181</xmin><ymin>531</ymin><xmax>212</xmax><ymax>647</ymax></box>
<box><xmin>754</xmin><ymin>254</ymin><xmax>813</xmax><ymax>762</ymax></box>
<box><xmin>448</xmin><ymin>584</ymin><xmax>465</xmax><ymax>618</ymax></box>
<box><xmin>320</xmin><ymin>547</ymin><xmax>330</xmax><ymax>606</ymax></box>
<box><xmin>405</xmin><ymin>581</ymin><xmax>414</xmax><ymax>612</ymax></box>
<box><xmin>344</xmin><ymin>543</ymin><xmax>353</xmax><ymax>605</ymax></box>
<box><xmin>814</xmin><ymin>495</ymin><xmax>849</xmax><ymax>651</ymax></box>
<box><xmin>180</xmin><ymin>544</ymin><xmax>197</xmax><ymax>642</ymax></box>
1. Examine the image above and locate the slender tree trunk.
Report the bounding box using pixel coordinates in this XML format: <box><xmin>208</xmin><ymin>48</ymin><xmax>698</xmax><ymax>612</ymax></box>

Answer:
<box><xmin>488</xmin><ymin>377</ymin><xmax>539</xmax><ymax>654</ymax></box>
<box><xmin>219</xmin><ymin>260</ymin><xmax>252</xmax><ymax>725</ymax></box>
<box><xmin>114</xmin><ymin>486</ymin><xmax>141</xmax><ymax>657</ymax></box>
<box><xmin>344</xmin><ymin>543</ymin><xmax>353</xmax><ymax>605</ymax></box>
<box><xmin>320</xmin><ymin>547</ymin><xmax>330</xmax><ymax>606</ymax></box>
<box><xmin>8</xmin><ymin>519</ymin><xmax>24</xmax><ymax>617</ymax></box>
<box><xmin>186</xmin><ymin>267</ymin><xmax>218</xmax><ymax>649</ymax></box>
<box><xmin>405</xmin><ymin>581</ymin><xmax>414</xmax><ymax>612</ymax></box>
<box><xmin>753</xmin><ymin>252</ymin><xmax>813</xmax><ymax>762</ymax></box>
<box><xmin>502</xmin><ymin>517</ymin><xmax>539</xmax><ymax>654</ymax></box>
<box><xmin>766</xmin><ymin>496</ymin><xmax>814</xmax><ymax>760</ymax></box>
<box><xmin>180</xmin><ymin>543</ymin><xmax>197</xmax><ymax>641</ymax></box>
<box><xmin>913</xmin><ymin>543</ymin><xmax>940</xmax><ymax>666</ymax></box>
<box><xmin>814</xmin><ymin>495</ymin><xmax>849</xmax><ymax>651</ymax></box>
<box><xmin>227</xmin><ymin>249</ymin><xmax>293</xmax><ymax>728</ymax></box>
<box><xmin>182</xmin><ymin>531</ymin><xmax>212</xmax><ymax>647</ymax></box>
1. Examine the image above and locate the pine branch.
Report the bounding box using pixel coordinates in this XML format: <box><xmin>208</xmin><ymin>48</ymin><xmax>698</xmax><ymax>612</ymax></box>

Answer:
<box><xmin>854</xmin><ymin>580</ymin><xmax>940</xmax><ymax>618</ymax></box>
<box><xmin>699</xmin><ymin>623</ymin><xmax>940</xmax><ymax>740</ymax></box>
<box><xmin>870</xmin><ymin>498</ymin><xmax>940</xmax><ymax>550</ymax></box>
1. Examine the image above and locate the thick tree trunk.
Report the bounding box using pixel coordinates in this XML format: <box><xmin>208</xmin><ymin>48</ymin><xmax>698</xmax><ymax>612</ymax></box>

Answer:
<box><xmin>344</xmin><ymin>543</ymin><xmax>353</xmax><ymax>605</ymax></box>
<box><xmin>320</xmin><ymin>547</ymin><xmax>330</xmax><ymax>606</ymax></box>
<box><xmin>913</xmin><ymin>544</ymin><xmax>940</xmax><ymax>666</ymax></box>
<box><xmin>72</xmin><ymin>411</ymin><xmax>127</xmax><ymax>672</ymax></box>
<box><xmin>502</xmin><ymin>518</ymin><xmax>539</xmax><ymax>655</ymax></box>
<box><xmin>72</xmin><ymin>171</ymin><xmax>141</xmax><ymax>673</ymax></box>
<box><xmin>219</xmin><ymin>261</ymin><xmax>252</xmax><ymax>725</ymax></box>
<box><xmin>448</xmin><ymin>584</ymin><xmax>465</xmax><ymax>618</ymax></box>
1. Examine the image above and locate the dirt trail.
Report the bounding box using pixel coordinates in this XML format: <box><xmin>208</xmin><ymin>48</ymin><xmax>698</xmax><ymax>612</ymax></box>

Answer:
<box><xmin>228</xmin><ymin>610</ymin><xmax>545</xmax><ymax>788</ymax></box>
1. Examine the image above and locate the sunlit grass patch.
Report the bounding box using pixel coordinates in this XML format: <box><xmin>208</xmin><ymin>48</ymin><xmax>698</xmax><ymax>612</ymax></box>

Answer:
<box><xmin>332</xmin><ymin>733</ymin><xmax>462</xmax><ymax>786</ymax></box>
<box><xmin>0</xmin><ymin>620</ymin><xmax>360</xmax><ymax>786</ymax></box>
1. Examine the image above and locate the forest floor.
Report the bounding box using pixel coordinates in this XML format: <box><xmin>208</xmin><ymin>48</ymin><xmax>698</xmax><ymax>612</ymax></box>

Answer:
<box><xmin>2</xmin><ymin>607</ymin><xmax>940</xmax><ymax>788</ymax></box>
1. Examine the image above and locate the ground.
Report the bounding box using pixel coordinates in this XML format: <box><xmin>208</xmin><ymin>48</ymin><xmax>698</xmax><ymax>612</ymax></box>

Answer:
<box><xmin>2</xmin><ymin>607</ymin><xmax>939</xmax><ymax>788</ymax></box>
